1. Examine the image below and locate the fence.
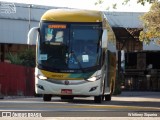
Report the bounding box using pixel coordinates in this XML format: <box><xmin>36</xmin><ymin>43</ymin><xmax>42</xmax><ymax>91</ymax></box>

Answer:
<box><xmin>0</xmin><ymin>62</ymin><xmax>35</xmax><ymax>96</ymax></box>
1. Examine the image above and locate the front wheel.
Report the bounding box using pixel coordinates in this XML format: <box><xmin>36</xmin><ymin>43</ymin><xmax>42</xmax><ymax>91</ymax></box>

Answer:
<box><xmin>94</xmin><ymin>95</ymin><xmax>104</xmax><ymax>103</ymax></box>
<box><xmin>43</xmin><ymin>94</ymin><xmax>52</xmax><ymax>101</ymax></box>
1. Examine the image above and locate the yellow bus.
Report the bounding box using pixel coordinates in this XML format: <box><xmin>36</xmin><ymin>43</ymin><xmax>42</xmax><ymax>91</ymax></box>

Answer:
<box><xmin>28</xmin><ymin>9</ymin><xmax>117</xmax><ymax>103</ymax></box>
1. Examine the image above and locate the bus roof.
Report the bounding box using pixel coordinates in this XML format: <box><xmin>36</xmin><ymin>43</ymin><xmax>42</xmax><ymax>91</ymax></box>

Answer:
<box><xmin>41</xmin><ymin>9</ymin><xmax>103</xmax><ymax>22</ymax></box>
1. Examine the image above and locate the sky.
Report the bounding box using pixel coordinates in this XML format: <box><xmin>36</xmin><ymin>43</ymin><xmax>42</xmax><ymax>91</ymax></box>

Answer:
<box><xmin>0</xmin><ymin>0</ymin><xmax>152</xmax><ymax>12</ymax></box>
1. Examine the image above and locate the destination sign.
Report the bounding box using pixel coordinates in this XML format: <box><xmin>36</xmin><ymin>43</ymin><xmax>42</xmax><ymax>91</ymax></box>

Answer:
<box><xmin>48</xmin><ymin>24</ymin><xmax>66</xmax><ymax>29</ymax></box>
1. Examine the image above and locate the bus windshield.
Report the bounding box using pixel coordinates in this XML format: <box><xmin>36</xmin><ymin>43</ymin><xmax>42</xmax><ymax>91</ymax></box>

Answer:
<box><xmin>38</xmin><ymin>22</ymin><xmax>102</xmax><ymax>72</ymax></box>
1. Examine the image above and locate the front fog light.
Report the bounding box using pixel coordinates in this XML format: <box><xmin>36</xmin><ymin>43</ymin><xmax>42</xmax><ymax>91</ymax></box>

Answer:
<box><xmin>37</xmin><ymin>84</ymin><xmax>45</xmax><ymax>90</ymax></box>
<box><xmin>89</xmin><ymin>86</ymin><xmax>98</xmax><ymax>92</ymax></box>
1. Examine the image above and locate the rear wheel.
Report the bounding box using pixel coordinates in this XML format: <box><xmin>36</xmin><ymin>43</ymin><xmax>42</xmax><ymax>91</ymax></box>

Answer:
<box><xmin>43</xmin><ymin>94</ymin><xmax>52</xmax><ymax>101</ymax></box>
<box><xmin>105</xmin><ymin>80</ymin><xmax>114</xmax><ymax>101</ymax></box>
<box><xmin>105</xmin><ymin>94</ymin><xmax>111</xmax><ymax>101</ymax></box>
<box><xmin>110</xmin><ymin>79</ymin><xmax>115</xmax><ymax>95</ymax></box>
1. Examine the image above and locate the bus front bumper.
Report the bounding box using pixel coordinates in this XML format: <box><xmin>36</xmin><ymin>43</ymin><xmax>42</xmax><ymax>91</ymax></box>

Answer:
<box><xmin>35</xmin><ymin>78</ymin><xmax>102</xmax><ymax>96</ymax></box>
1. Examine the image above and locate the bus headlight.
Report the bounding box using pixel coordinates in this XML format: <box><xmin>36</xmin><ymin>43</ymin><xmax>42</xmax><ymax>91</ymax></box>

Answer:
<box><xmin>37</xmin><ymin>74</ymin><xmax>47</xmax><ymax>80</ymax></box>
<box><xmin>87</xmin><ymin>75</ymin><xmax>101</xmax><ymax>82</ymax></box>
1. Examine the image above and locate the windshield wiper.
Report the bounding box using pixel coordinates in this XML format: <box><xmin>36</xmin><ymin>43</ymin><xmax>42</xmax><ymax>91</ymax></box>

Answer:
<box><xmin>71</xmin><ymin>52</ymin><xmax>85</xmax><ymax>73</ymax></box>
<box><xmin>71</xmin><ymin>52</ymin><xmax>89</xmax><ymax>80</ymax></box>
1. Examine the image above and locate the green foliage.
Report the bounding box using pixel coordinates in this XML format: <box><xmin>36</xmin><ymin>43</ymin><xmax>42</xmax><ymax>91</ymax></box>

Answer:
<box><xmin>6</xmin><ymin>52</ymin><xmax>23</xmax><ymax>65</ymax></box>
<box><xmin>139</xmin><ymin>1</ymin><xmax>160</xmax><ymax>44</ymax></box>
<box><xmin>19</xmin><ymin>49</ymin><xmax>35</xmax><ymax>67</ymax></box>
<box><xmin>137</xmin><ymin>0</ymin><xmax>156</xmax><ymax>5</ymax></box>
<box><xmin>122</xmin><ymin>0</ymin><xmax>130</xmax><ymax>5</ymax></box>
<box><xmin>6</xmin><ymin>49</ymin><xmax>35</xmax><ymax>67</ymax></box>
<box><xmin>95</xmin><ymin>0</ymin><xmax>154</xmax><ymax>10</ymax></box>
<box><xmin>112</xmin><ymin>3</ymin><xmax>117</xmax><ymax>9</ymax></box>
<box><xmin>95</xmin><ymin>0</ymin><xmax>104</xmax><ymax>5</ymax></box>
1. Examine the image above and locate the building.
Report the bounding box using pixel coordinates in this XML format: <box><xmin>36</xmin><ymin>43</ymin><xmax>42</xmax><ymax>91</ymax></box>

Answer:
<box><xmin>0</xmin><ymin>2</ymin><xmax>159</xmax><ymax>91</ymax></box>
<box><xmin>0</xmin><ymin>2</ymin><xmax>144</xmax><ymax>59</ymax></box>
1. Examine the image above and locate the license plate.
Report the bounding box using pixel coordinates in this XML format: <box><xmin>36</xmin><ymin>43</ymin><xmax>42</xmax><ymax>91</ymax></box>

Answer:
<box><xmin>61</xmin><ymin>89</ymin><xmax>72</xmax><ymax>95</ymax></box>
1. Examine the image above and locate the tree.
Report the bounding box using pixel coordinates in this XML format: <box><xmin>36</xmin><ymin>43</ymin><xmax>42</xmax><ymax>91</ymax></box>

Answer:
<box><xmin>139</xmin><ymin>1</ymin><xmax>160</xmax><ymax>44</ymax></box>
<box><xmin>6</xmin><ymin>52</ymin><xmax>23</xmax><ymax>65</ymax></box>
<box><xmin>95</xmin><ymin>0</ymin><xmax>159</xmax><ymax>44</ymax></box>
<box><xmin>137</xmin><ymin>0</ymin><xmax>155</xmax><ymax>5</ymax></box>
<box><xmin>19</xmin><ymin>49</ymin><xmax>35</xmax><ymax>67</ymax></box>
<box><xmin>95</xmin><ymin>0</ymin><xmax>155</xmax><ymax>10</ymax></box>
<box><xmin>6</xmin><ymin>49</ymin><xmax>35</xmax><ymax>67</ymax></box>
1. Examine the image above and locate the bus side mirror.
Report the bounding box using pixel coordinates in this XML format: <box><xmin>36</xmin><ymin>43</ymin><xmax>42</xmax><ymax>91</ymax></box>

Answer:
<box><xmin>102</xmin><ymin>29</ymin><xmax>107</xmax><ymax>48</ymax></box>
<box><xmin>27</xmin><ymin>27</ymin><xmax>39</xmax><ymax>45</ymax></box>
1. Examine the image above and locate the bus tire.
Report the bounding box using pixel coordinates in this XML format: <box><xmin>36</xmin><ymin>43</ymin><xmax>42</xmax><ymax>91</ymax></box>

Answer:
<box><xmin>94</xmin><ymin>95</ymin><xmax>103</xmax><ymax>103</ymax></box>
<box><xmin>104</xmin><ymin>80</ymin><xmax>114</xmax><ymax>101</ymax></box>
<box><xmin>43</xmin><ymin>94</ymin><xmax>52</xmax><ymax>101</ymax></box>
<box><xmin>105</xmin><ymin>94</ymin><xmax>111</xmax><ymax>101</ymax></box>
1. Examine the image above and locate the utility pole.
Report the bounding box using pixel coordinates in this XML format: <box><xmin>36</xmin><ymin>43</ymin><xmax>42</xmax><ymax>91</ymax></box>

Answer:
<box><xmin>28</xmin><ymin>4</ymin><xmax>32</xmax><ymax>31</ymax></box>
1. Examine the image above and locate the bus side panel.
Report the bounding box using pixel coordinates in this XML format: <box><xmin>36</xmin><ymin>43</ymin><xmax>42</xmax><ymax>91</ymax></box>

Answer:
<box><xmin>104</xmin><ymin>50</ymin><xmax>116</xmax><ymax>94</ymax></box>
<box><xmin>104</xmin><ymin>50</ymin><xmax>109</xmax><ymax>94</ymax></box>
<box><xmin>107</xmin><ymin>51</ymin><xmax>116</xmax><ymax>93</ymax></box>
<box><xmin>102</xmin><ymin>16</ymin><xmax>117</xmax><ymax>95</ymax></box>
<box><xmin>106</xmin><ymin>42</ymin><xmax>117</xmax><ymax>94</ymax></box>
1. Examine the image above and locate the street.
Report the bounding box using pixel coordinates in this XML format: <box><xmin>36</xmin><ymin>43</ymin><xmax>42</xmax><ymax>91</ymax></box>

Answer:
<box><xmin>0</xmin><ymin>91</ymin><xmax>159</xmax><ymax>119</ymax></box>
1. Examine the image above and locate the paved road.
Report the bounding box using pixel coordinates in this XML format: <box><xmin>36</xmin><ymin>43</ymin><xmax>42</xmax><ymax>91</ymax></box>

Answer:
<box><xmin>0</xmin><ymin>92</ymin><xmax>159</xmax><ymax>119</ymax></box>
